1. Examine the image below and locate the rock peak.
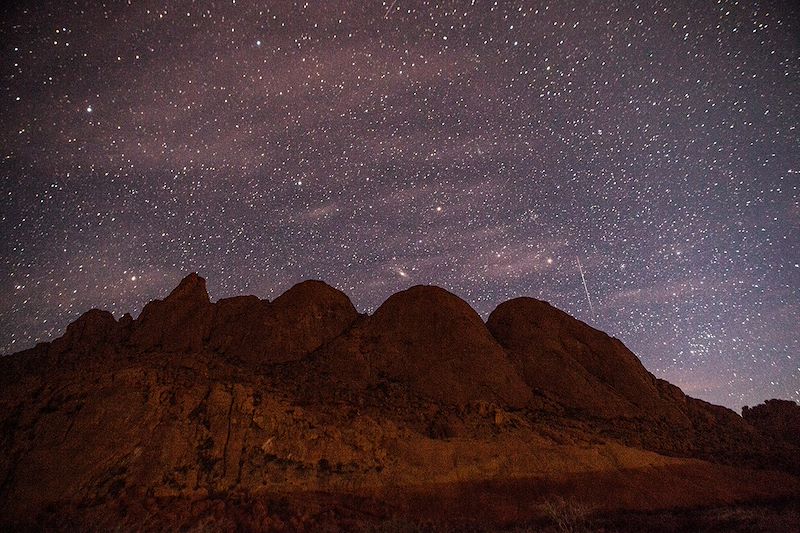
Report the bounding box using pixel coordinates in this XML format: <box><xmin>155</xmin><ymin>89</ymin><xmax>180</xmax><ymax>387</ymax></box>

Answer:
<box><xmin>375</xmin><ymin>285</ymin><xmax>473</xmax><ymax>313</ymax></box>
<box><xmin>130</xmin><ymin>272</ymin><xmax>212</xmax><ymax>352</ymax></box>
<box><xmin>166</xmin><ymin>272</ymin><xmax>210</xmax><ymax>303</ymax></box>
<box><xmin>362</xmin><ymin>283</ymin><xmax>532</xmax><ymax>407</ymax></box>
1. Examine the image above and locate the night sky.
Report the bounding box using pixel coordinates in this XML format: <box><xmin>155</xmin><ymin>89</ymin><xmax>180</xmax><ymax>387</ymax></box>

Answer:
<box><xmin>1</xmin><ymin>1</ymin><xmax>798</xmax><ymax>410</ymax></box>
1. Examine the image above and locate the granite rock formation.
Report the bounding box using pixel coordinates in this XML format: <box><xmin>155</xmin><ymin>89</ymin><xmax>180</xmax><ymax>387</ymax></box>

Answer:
<box><xmin>1</xmin><ymin>273</ymin><xmax>797</xmax><ymax>531</ymax></box>
<box><xmin>743</xmin><ymin>399</ymin><xmax>800</xmax><ymax>447</ymax></box>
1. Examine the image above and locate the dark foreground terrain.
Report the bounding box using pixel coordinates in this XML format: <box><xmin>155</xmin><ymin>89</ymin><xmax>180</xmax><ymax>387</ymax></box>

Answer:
<box><xmin>1</xmin><ymin>274</ymin><xmax>798</xmax><ymax>531</ymax></box>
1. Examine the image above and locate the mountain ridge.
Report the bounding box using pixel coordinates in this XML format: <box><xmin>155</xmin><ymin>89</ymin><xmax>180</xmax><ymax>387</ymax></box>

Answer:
<box><xmin>1</xmin><ymin>273</ymin><xmax>798</xmax><ymax>530</ymax></box>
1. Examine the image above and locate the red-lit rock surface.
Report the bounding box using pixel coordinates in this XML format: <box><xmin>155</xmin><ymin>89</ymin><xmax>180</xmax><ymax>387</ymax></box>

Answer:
<box><xmin>1</xmin><ymin>274</ymin><xmax>798</xmax><ymax>531</ymax></box>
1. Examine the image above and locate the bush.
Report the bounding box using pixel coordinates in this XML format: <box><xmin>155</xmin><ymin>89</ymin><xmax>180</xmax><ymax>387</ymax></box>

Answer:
<box><xmin>543</xmin><ymin>497</ymin><xmax>592</xmax><ymax>533</ymax></box>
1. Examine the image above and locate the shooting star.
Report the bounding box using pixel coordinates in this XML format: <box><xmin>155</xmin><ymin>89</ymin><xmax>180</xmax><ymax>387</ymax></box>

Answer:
<box><xmin>576</xmin><ymin>256</ymin><xmax>595</xmax><ymax>315</ymax></box>
<box><xmin>384</xmin><ymin>0</ymin><xmax>399</xmax><ymax>18</ymax></box>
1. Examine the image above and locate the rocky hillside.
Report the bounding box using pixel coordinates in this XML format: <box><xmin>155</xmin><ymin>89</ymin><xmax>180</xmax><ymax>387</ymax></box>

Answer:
<box><xmin>743</xmin><ymin>399</ymin><xmax>800</xmax><ymax>448</ymax></box>
<box><xmin>1</xmin><ymin>274</ymin><xmax>798</xmax><ymax>531</ymax></box>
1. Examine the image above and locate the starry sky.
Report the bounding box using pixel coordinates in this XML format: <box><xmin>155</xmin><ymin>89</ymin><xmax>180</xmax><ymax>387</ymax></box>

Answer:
<box><xmin>1</xmin><ymin>1</ymin><xmax>798</xmax><ymax>410</ymax></box>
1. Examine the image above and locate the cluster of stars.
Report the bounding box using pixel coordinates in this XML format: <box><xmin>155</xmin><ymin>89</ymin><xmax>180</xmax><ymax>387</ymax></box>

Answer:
<box><xmin>0</xmin><ymin>1</ymin><xmax>797</xmax><ymax>410</ymax></box>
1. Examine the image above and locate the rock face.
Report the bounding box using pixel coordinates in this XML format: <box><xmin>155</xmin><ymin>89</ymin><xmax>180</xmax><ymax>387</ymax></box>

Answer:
<box><xmin>49</xmin><ymin>309</ymin><xmax>121</xmax><ymax>356</ymax></box>
<box><xmin>208</xmin><ymin>280</ymin><xmax>358</xmax><ymax>366</ymax></box>
<box><xmin>130</xmin><ymin>272</ymin><xmax>214</xmax><ymax>352</ymax></box>
<box><xmin>260</xmin><ymin>280</ymin><xmax>359</xmax><ymax>363</ymax></box>
<box><xmin>743</xmin><ymin>399</ymin><xmax>800</xmax><ymax>447</ymax></box>
<box><xmin>0</xmin><ymin>275</ymin><xmax>798</xmax><ymax>531</ymax></box>
<box><xmin>354</xmin><ymin>286</ymin><xmax>532</xmax><ymax>407</ymax></box>
<box><xmin>485</xmin><ymin>298</ymin><xmax>789</xmax><ymax>467</ymax></box>
<box><xmin>207</xmin><ymin>294</ymin><xmax>271</xmax><ymax>361</ymax></box>
<box><xmin>487</xmin><ymin>297</ymin><xmax>675</xmax><ymax>419</ymax></box>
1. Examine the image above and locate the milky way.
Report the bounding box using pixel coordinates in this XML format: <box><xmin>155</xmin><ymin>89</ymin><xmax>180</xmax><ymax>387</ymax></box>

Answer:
<box><xmin>1</xmin><ymin>1</ymin><xmax>798</xmax><ymax>409</ymax></box>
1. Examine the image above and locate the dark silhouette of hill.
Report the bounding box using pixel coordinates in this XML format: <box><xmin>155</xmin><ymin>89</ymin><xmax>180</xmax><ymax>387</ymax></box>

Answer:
<box><xmin>743</xmin><ymin>399</ymin><xmax>800</xmax><ymax>448</ymax></box>
<box><xmin>1</xmin><ymin>273</ymin><xmax>798</xmax><ymax>531</ymax></box>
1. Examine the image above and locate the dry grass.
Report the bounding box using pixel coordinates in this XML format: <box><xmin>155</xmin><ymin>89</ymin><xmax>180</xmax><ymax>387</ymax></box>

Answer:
<box><xmin>542</xmin><ymin>497</ymin><xmax>593</xmax><ymax>533</ymax></box>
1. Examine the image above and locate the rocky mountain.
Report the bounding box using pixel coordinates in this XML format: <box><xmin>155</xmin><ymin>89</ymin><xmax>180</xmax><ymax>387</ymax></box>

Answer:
<box><xmin>1</xmin><ymin>274</ymin><xmax>798</xmax><ymax>531</ymax></box>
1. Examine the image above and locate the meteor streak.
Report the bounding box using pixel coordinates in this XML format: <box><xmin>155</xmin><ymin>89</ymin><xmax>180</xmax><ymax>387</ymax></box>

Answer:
<box><xmin>385</xmin><ymin>0</ymin><xmax>398</xmax><ymax>18</ymax></box>
<box><xmin>577</xmin><ymin>256</ymin><xmax>594</xmax><ymax>315</ymax></box>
